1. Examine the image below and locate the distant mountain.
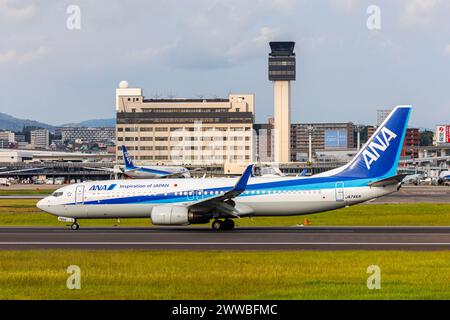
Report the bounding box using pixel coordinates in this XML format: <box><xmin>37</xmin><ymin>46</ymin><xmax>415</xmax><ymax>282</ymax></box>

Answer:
<box><xmin>60</xmin><ymin>118</ymin><xmax>116</xmax><ymax>128</ymax></box>
<box><xmin>0</xmin><ymin>112</ymin><xmax>116</xmax><ymax>132</ymax></box>
<box><xmin>0</xmin><ymin>112</ymin><xmax>54</xmax><ymax>132</ymax></box>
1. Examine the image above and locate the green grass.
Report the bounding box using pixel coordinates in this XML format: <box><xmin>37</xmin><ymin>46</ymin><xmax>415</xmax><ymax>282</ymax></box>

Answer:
<box><xmin>0</xmin><ymin>250</ymin><xmax>450</xmax><ymax>299</ymax></box>
<box><xmin>1</xmin><ymin>200</ymin><xmax>450</xmax><ymax>226</ymax></box>
<box><xmin>0</xmin><ymin>189</ymin><xmax>55</xmax><ymax>196</ymax></box>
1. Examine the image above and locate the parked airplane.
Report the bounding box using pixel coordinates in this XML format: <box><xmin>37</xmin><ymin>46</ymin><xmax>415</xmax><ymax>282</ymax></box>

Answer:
<box><xmin>438</xmin><ymin>170</ymin><xmax>450</xmax><ymax>185</ymax></box>
<box><xmin>37</xmin><ymin>106</ymin><xmax>412</xmax><ymax>230</ymax></box>
<box><xmin>85</xmin><ymin>145</ymin><xmax>192</xmax><ymax>179</ymax></box>
<box><xmin>120</xmin><ymin>146</ymin><xmax>192</xmax><ymax>178</ymax></box>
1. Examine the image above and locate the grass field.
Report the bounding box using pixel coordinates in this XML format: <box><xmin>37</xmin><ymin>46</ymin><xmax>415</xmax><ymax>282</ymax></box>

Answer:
<box><xmin>0</xmin><ymin>189</ymin><xmax>55</xmax><ymax>196</ymax></box>
<box><xmin>1</xmin><ymin>199</ymin><xmax>450</xmax><ymax>226</ymax></box>
<box><xmin>0</xmin><ymin>250</ymin><xmax>450</xmax><ymax>299</ymax></box>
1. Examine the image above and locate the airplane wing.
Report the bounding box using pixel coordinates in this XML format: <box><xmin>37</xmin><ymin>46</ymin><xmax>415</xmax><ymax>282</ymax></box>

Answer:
<box><xmin>187</xmin><ymin>164</ymin><xmax>254</xmax><ymax>217</ymax></box>
<box><xmin>160</xmin><ymin>167</ymin><xmax>203</xmax><ymax>178</ymax></box>
<box><xmin>369</xmin><ymin>174</ymin><xmax>408</xmax><ymax>187</ymax></box>
<box><xmin>83</xmin><ymin>167</ymin><xmax>124</xmax><ymax>174</ymax></box>
<box><xmin>156</xmin><ymin>171</ymin><xmax>188</xmax><ymax>179</ymax></box>
<box><xmin>122</xmin><ymin>167</ymin><xmax>141</xmax><ymax>173</ymax></box>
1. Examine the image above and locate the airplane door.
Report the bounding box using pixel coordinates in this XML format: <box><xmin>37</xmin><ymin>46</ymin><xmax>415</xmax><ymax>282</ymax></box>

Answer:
<box><xmin>335</xmin><ymin>182</ymin><xmax>344</xmax><ymax>202</ymax></box>
<box><xmin>75</xmin><ymin>185</ymin><xmax>85</xmax><ymax>205</ymax></box>
<box><xmin>196</xmin><ymin>190</ymin><xmax>204</xmax><ymax>200</ymax></box>
<box><xmin>187</xmin><ymin>190</ymin><xmax>204</xmax><ymax>201</ymax></box>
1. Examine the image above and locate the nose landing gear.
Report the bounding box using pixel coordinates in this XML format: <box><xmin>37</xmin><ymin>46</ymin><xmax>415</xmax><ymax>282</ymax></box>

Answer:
<box><xmin>211</xmin><ymin>219</ymin><xmax>235</xmax><ymax>230</ymax></box>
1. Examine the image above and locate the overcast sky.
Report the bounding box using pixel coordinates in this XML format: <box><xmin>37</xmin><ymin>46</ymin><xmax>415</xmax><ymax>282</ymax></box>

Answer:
<box><xmin>1</xmin><ymin>0</ymin><xmax>449</xmax><ymax>128</ymax></box>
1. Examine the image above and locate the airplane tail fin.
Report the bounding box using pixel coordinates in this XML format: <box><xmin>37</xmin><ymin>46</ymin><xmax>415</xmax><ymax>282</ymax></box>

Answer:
<box><xmin>331</xmin><ymin>105</ymin><xmax>412</xmax><ymax>179</ymax></box>
<box><xmin>121</xmin><ymin>145</ymin><xmax>136</xmax><ymax>169</ymax></box>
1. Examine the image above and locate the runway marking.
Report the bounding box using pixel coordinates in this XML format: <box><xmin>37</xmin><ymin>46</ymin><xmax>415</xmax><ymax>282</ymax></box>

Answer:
<box><xmin>1</xmin><ymin>242</ymin><xmax>450</xmax><ymax>246</ymax></box>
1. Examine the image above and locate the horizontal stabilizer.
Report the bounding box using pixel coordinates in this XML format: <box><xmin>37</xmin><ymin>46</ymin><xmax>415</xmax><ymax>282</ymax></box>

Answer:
<box><xmin>369</xmin><ymin>174</ymin><xmax>408</xmax><ymax>187</ymax></box>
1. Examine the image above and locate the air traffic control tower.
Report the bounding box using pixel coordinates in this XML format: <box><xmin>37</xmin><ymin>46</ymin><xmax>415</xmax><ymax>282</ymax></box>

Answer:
<box><xmin>268</xmin><ymin>41</ymin><xmax>296</xmax><ymax>163</ymax></box>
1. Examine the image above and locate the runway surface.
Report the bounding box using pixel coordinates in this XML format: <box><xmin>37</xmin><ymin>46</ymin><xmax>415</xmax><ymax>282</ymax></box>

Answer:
<box><xmin>1</xmin><ymin>226</ymin><xmax>450</xmax><ymax>250</ymax></box>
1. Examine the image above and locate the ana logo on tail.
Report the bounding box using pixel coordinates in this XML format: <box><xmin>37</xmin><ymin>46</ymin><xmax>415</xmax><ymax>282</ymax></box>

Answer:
<box><xmin>363</xmin><ymin>126</ymin><xmax>397</xmax><ymax>170</ymax></box>
<box><xmin>124</xmin><ymin>151</ymin><xmax>132</xmax><ymax>165</ymax></box>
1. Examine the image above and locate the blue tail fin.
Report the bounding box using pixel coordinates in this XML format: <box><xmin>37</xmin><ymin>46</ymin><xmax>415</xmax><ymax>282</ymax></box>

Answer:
<box><xmin>122</xmin><ymin>145</ymin><xmax>136</xmax><ymax>169</ymax></box>
<box><xmin>336</xmin><ymin>105</ymin><xmax>412</xmax><ymax>179</ymax></box>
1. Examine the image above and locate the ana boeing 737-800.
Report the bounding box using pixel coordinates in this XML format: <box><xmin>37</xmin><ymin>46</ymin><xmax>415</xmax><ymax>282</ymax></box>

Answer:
<box><xmin>84</xmin><ymin>145</ymin><xmax>192</xmax><ymax>179</ymax></box>
<box><xmin>37</xmin><ymin>106</ymin><xmax>411</xmax><ymax>230</ymax></box>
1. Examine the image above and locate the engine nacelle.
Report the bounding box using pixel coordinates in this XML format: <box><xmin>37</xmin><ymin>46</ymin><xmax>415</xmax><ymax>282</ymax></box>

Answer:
<box><xmin>151</xmin><ymin>206</ymin><xmax>212</xmax><ymax>225</ymax></box>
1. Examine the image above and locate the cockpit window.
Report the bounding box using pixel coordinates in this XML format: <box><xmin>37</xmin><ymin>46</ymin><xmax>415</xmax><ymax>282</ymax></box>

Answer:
<box><xmin>52</xmin><ymin>192</ymin><xmax>64</xmax><ymax>197</ymax></box>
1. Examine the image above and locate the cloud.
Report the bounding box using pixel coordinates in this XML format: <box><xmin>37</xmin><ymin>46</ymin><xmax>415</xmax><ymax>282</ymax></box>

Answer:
<box><xmin>163</xmin><ymin>0</ymin><xmax>297</xmax><ymax>70</ymax></box>
<box><xmin>127</xmin><ymin>44</ymin><xmax>175</xmax><ymax>63</ymax></box>
<box><xmin>0</xmin><ymin>46</ymin><xmax>49</xmax><ymax>66</ymax></box>
<box><xmin>444</xmin><ymin>44</ymin><xmax>450</xmax><ymax>56</ymax></box>
<box><xmin>0</xmin><ymin>0</ymin><xmax>36</xmax><ymax>21</ymax></box>
<box><xmin>399</xmin><ymin>0</ymin><xmax>443</xmax><ymax>28</ymax></box>
<box><xmin>329</xmin><ymin>0</ymin><xmax>362</xmax><ymax>12</ymax></box>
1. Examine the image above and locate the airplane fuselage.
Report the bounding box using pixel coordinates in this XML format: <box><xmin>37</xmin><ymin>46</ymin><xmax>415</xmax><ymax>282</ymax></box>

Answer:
<box><xmin>121</xmin><ymin>166</ymin><xmax>190</xmax><ymax>179</ymax></box>
<box><xmin>37</xmin><ymin>176</ymin><xmax>397</xmax><ymax>219</ymax></box>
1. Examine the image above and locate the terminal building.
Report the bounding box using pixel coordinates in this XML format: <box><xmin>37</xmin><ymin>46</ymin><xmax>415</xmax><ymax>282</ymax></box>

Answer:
<box><xmin>115</xmin><ymin>81</ymin><xmax>254</xmax><ymax>168</ymax></box>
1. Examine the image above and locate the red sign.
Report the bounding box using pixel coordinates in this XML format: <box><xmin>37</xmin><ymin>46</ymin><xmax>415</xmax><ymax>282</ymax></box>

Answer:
<box><xmin>447</xmin><ymin>126</ymin><xmax>450</xmax><ymax>143</ymax></box>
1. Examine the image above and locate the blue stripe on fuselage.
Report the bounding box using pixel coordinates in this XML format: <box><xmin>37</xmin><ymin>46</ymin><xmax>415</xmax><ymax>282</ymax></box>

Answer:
<box><xmin>65</xmin><ymin>175</ymin><xmax>379</xmax><ymax>206</ymax></box>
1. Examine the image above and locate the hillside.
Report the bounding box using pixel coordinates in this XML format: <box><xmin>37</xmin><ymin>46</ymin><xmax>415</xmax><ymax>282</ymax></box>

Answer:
<box><xmin>60</xmin><ymin>118</ymin><xmax>115</xmax><ymax>128</ymax></box>
<box><xmin>0</xmin><ymin>112</ymin><xmax>115</xmax><ymax>131</ymax></box>
<box><xmin>0</xmin><ymin>112</ymin><xmax>54</xmax><ymax>132</ymax></box>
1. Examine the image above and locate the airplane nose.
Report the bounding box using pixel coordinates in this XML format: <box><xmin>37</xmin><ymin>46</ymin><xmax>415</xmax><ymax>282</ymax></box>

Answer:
<box><xmin>36</xmin><ymin>198</ymin><xmax>47</xmax><ymax>211</ymax></box>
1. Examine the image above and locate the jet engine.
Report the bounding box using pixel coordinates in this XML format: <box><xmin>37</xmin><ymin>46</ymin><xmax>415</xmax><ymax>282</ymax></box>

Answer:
<box><xmin>151</xmin><ymin>206</ymin><xmax>211</xmax><ymax>225</ymax></box>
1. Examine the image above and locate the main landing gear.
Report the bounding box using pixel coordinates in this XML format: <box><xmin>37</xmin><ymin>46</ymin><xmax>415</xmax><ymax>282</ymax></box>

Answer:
<box><xmin>70</xmin><ymin>221</ymin><xmax>80</xmax><ymax>230</ymax></box>
<box><xmin>211</xmin><ymin>219</ymin><xmax>235</xmax><ymax>231</ymax></box>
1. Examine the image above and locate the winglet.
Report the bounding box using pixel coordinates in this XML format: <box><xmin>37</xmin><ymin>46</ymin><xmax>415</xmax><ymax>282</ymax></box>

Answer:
<box><xmin>234</xmin><ymin>164</ymin><xmax>254</xmax><ymax>192</ymax></box>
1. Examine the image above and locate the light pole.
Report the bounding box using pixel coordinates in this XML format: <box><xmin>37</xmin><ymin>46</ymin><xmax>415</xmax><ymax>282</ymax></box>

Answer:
<box><xmin>307</xmin><ymin>125</ymin><xmax>315</xmax><ymax>163</ymax></box>
<box><xmin>356</xmin><ymin>124</ymin><xmax>364</xmax><ymax>151</ymax></box>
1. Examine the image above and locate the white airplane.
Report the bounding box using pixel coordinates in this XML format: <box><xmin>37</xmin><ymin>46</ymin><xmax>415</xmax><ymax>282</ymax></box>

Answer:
<box><xmin>438</xmin><ymin>170</ymin><xmax>450</xmax><ymax>185</ymax></box>
<box><xmin>401</xmin><ymin>173</ymin><xmax>423</xmax><ymax>185</ymax></box>
<box><xmin>37</xmin><ymin>106</ymin><xmax>412</xmax><ymax>231</ymax></box>
<box><xmin>84</xmin><ymin>145</ymin><xmax>192</xmax><ymax>179</ymax></box>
